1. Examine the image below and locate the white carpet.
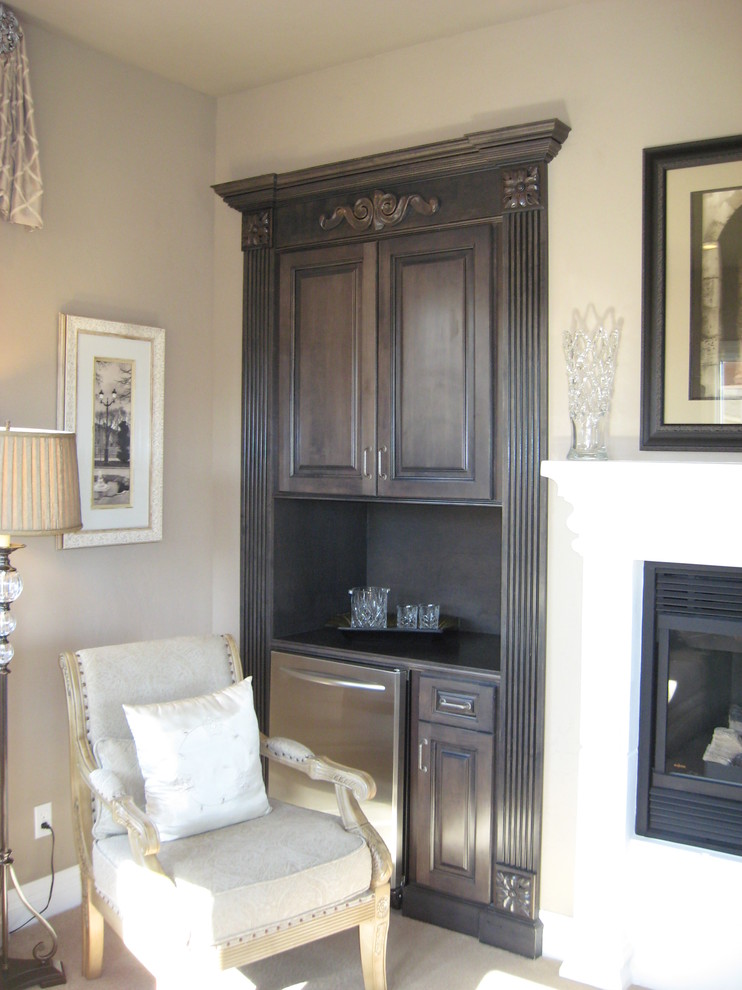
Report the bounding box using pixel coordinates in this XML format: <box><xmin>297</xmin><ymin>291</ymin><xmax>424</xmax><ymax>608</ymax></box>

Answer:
<box><xmin>9</xmin><ymin>906</ymin><xmax>643</xmax><ymax>990</ymax></box>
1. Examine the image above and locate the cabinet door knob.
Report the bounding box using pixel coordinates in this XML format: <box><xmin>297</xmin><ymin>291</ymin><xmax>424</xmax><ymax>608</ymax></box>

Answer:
<box><xmin>362</xmin><ymin>446</ymin><xmax>373</xmax><ymax>479</ymax></box>
<box><xmin>377</xmin><ymin>445</ymin><xmax>388</xmax><ymax>480</ymax></box>
<box><xmin>418</xmin><ymin>738</ymin><xmax>428</xmax><ymax>773</ymax></box>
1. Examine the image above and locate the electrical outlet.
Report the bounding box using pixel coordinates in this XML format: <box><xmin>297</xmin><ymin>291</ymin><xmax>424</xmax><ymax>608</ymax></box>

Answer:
<box><xmin>34</xmin><ymin>802</ymin><xmax>52</xmax><ymax>839</ymax></box>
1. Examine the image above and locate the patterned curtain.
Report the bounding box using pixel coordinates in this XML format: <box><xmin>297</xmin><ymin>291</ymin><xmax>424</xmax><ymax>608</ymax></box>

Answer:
<box><xmin>0</xmin><ymin>3</ymin><xmax>43</xmax><ymax>229</ymax></box>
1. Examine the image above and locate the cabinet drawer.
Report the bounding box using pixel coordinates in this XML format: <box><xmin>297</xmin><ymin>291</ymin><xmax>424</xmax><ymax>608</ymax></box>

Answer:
<box><xmin>418</xmin><ymin>674</ymin><xmax>495</xmax><ymax>733</ymax></box>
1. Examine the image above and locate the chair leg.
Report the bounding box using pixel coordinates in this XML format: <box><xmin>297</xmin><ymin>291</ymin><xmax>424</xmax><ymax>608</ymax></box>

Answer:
<box><xmin>81</xmin><ymin>890</ymin><xmax>104</xmax><ymax>979</ymax></box>
<box><xmin>359</xmin><ymin>884</ymin><xmax>390</xmax><ymax>990</ymax></box>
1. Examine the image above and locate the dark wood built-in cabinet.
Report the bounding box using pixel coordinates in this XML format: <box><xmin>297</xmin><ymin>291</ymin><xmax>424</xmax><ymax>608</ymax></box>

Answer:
<box><xmin>215</xmin><ymin>118</ymin><xmax>569</xmax><ymax>958</ymax></box>
<box><xmin>279</xmin><ymin>224</ymin><xmax>493</xmax><ymax>500</ymax></box>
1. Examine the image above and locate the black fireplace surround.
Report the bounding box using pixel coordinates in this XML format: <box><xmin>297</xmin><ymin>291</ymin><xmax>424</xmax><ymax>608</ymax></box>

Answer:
<box><xmin>637</xmin><ymin>561</ymin><xmax>742</xmax><ymax>856</ymax></box>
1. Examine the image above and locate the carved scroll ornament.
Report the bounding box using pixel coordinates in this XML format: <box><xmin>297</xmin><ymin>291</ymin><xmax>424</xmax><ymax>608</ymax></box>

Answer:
<box><xmin>320</xmin><ymin>189</ymin><xmax>439</xmax><ymax>232</ymax></box>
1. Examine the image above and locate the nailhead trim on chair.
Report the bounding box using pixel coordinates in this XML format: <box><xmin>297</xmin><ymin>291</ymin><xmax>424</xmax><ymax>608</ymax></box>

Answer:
<box><xmin>214</xmin><ymin>892</ymin><xmax>383</xmax><ymax>972</ymax></box>
<box><xmin>94</xmin><ymin>885</ymin><xmax>120</xmax><ymax>917</ymax></box>
<box><xmin>93</xmin><ymin>886</ymin><xmax>375</xmax><ymax>951</ymax></box>
<box><xmin>220</xmin><ymin>893</ymin><xmax>374</xmax><ymax>947</ymax></box>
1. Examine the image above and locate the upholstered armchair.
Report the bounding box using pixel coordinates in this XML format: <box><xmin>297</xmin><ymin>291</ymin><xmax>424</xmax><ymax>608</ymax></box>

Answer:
<box><xmin>59</xmin><ymin>634</ymin><xmax>392</xmax><ymax>989</ymax></box>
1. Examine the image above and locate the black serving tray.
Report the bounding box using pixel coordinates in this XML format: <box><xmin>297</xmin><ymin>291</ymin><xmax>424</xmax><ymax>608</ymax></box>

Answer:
<box><xmin>327</xmin><ymin>613</ymin><xmax>458</xmax><ymax>635</ymax></box>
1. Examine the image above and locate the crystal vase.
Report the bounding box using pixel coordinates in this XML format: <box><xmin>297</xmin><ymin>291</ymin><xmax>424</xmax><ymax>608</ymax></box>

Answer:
<box><xmin>562</xmin><ymin>306</ymin><xmax>621</xmax><ymax>460</ymax></box>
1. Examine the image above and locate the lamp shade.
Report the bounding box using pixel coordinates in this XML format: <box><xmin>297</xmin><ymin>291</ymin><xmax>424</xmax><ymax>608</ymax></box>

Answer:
<box><xmin>0</xmin><ymin>427</ymin><xmax>82</xmax><ymax>537</ymax></box>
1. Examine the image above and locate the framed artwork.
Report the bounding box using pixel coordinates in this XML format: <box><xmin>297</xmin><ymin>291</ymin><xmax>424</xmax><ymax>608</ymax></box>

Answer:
<box><xmin>641</xmin><ymin>133</ymin><xmax>742</xmax><ymax>449</ymax></box>
<box><xmin>57</xmin><ymin>315</ymin><xmax>165</xmax><ymax>547</ymax></box>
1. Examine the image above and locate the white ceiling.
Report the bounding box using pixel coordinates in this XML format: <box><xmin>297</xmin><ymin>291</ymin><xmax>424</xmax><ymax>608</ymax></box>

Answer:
<box><xmin>10</xmin><ymin>0</ymin><xmax>592</xmax><ymax>97</ymax></box>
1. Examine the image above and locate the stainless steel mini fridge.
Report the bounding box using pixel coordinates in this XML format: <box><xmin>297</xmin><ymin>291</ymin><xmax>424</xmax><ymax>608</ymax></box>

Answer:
<box><xmin>269</xmin><ymin>650</ymin><xmax>407</xmax><ymax>888</ymax></box>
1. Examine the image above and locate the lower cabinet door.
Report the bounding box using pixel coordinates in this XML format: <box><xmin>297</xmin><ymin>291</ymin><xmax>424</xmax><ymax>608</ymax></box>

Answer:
<box><xmin>411</xmin><ymin>719</ymin><xmax>493</xmax><ymax>904</ymax></box>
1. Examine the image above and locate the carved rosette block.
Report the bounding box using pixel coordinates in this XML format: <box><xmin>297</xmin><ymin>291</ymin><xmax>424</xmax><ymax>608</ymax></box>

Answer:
<box><xmin>320</xmin><ymin>189</ymin><xmax>440</xmax><ymax>232</ymax></box>
<box><xmin>502</xmin><ymin>166</ymin><xmax>541</xmax><ymax>210</ymax></box>
<box><xmin>242</xmin><ymin>209</ymin><xmax>272</xmax><ymax>249</ymax></box>
<box><xmin>495</xmin><ymin>867</ymin><xmax>537</xmax><ymax>919</ymax></box>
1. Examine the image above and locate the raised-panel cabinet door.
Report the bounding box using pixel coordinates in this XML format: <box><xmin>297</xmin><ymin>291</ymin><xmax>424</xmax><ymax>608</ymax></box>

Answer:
<box><xmin>277</xmin><ymin>242</ymin><xmax>377</xmax><ymax>496</ymax></box>
<box><xmin>412</xmin><ymin>719</ymin><xmax>493</xmax><ymax>904</ymax></box>
<box><xmin>377</xmin><ymin>226</ymin><xmax>494</xmax><ymax>500</ymax></box>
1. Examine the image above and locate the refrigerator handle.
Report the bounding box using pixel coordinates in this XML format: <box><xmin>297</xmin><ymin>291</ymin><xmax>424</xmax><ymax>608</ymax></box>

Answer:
<box><xmin>282</xmin><ymin>666</ymin><xmax>387</xmax><ymax>692</ymax></box>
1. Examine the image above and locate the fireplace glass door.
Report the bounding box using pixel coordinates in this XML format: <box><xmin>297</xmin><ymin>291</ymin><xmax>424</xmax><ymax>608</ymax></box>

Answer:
<box><xmin>637</xmin><ymin>562</ymin><xmax>742</xmax><ymax>855</ymax></box>
<box><xmin>658</xmin><ymin>623</ymin><xmax>742</xmax><ymax>784</ymax></box>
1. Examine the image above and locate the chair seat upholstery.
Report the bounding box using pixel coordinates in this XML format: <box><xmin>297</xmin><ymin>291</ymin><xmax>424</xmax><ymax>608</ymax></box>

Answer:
<box><xmin>92</xmin><ymin>799</ymin><xmax>372</xmax><ymax>948</ymax></box>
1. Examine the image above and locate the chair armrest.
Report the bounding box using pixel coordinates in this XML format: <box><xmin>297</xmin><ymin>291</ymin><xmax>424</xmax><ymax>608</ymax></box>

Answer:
<box><xmin>261</xmin><ymin>734</ymin><xmax>376</xmax><ymax>801</ymax></box>
<box><xmin>261</xmin><ymin>734</ymin><xmax>392</xmax><ymax>886</ymax></box>
<box><xmin>85</xmin><ymin>766</ymin><xmax>162</xmax><ymax>866</ymax></box>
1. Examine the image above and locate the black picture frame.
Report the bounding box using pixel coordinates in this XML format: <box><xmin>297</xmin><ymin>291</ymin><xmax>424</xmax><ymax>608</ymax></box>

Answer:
<box><xmin>641</xmin><ymin>133</ymin><xmax>742</xmax><ymax>450</ymax></box>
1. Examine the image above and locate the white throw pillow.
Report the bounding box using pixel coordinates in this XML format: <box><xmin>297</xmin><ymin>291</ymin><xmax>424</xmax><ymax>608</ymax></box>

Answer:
<box><xmin>123</xmin><ymin>676</ymin><xmax>270</xmax><ymax>841</ymax></box>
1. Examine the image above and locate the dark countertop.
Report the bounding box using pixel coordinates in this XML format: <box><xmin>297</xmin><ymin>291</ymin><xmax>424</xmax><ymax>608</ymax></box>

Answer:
<box><xmin>272</xmin><ymin>626</ymin><xmax>501</xmax><ymax>679</ymax></box>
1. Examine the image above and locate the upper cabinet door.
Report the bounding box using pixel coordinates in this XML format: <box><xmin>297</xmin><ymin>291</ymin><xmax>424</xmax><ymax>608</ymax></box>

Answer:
<box><xmin>277</xmin><ymin>242</ymin><xmax>377</xmax><ymax>496</ymax></box>
<box><xmin>377</xmin><ymin>226</ymin><xmax>494</xmax><ymax>501</ymax></box>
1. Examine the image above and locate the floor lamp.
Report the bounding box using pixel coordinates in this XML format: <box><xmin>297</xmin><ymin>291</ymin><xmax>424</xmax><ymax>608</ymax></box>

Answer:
<box><xmin>0</xmin><ymin>427</ymin><xmax>82</xmax><ymax>989</ymax></box>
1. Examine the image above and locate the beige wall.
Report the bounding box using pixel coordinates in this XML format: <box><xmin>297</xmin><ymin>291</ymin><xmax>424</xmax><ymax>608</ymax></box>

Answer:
<box><xmin>0</xmin><ymin>26</ymin><xmax>216</xmax><ymax>881</ymax></box>
<box><xmin>213</xmin><ymin>0</ymin><xmax>742</xmax><ymax>917</ymax></box>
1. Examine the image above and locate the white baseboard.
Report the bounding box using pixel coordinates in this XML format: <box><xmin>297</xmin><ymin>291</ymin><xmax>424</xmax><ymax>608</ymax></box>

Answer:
<box><xmin>7</xmin><ymin>865</ymin><xmax>82</xmax><ymax>932</ymax></box>
<box><xmin>540</xmin><ymin>908</ymin><xmax>574</xmax><ymax>962</ymax></box>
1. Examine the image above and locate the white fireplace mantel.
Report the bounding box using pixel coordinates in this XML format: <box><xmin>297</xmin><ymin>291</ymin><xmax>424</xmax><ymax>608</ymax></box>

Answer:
<box><xmin>542</xmin><ymin>460</ymin><xmax>742</xmax><ymax>567</ymax></box>
<box><xmin>542</xmin><ymin>459</ymin><xmax>742</xmax><ymax>990</ymax></box>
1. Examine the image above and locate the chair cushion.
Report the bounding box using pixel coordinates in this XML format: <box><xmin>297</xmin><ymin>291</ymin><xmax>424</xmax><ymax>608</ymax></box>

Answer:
<box><xmin>123</xmin><ymin>677</ymin><xmax>270</xmax><ymax>841</ymax></box>
<box><xmin>92</xmin><ymin>800</ymin><xmax>372</xmax><ymax>948</ymax></box>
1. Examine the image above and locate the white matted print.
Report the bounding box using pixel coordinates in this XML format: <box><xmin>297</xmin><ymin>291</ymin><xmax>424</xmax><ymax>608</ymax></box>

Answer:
<box><xmin>57</xmin><ymin>315</ymin><xmax>165</xmax><ymax>547</ymax></box>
